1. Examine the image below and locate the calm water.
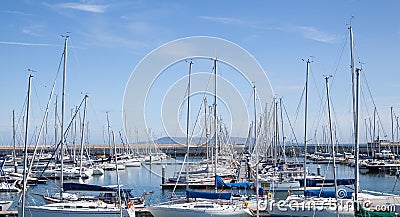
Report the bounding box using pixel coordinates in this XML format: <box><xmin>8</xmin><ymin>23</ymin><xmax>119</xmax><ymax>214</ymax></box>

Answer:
<box><xmin>3</xmin><ymin>158</ymin><xmax>400</xmax><ymax>211</ymax></box>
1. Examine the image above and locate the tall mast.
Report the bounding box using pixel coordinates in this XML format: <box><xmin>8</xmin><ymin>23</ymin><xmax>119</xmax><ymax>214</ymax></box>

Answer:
<box><xmin>253</xmin><ymin>83</ymin><xmax>259</xmax><ymax>217</ymax></box>
<box><xmin>60</xmin><ymin>35</ymin><xmax>69</xmax><ymax>199</ymax></box>
<box><xmin>325</xmin><ymin>76</ymin><xmax>338</xmax><ymax>201</ymax></box>
<box><xmin>106</xmin><ymin>112</ymin><xmax>112</xmax><ymax>159</ymax></box>
<box><xmin>12</xmin><ymin>110</ymin><xmax>17</xmax><ymax>173</ymax></box>
<box><xmin>21</xmin><ymin>74</ymin><xmax>33</xmax><ymax>217</ymax></box>
<box><xmin>274</xmin><ymin>99</ymin><xmax>278</xmax><ymax>165</ymax></box>
<box><xmin>79</xmin><ymin>95</ymin><xmax>88</xmax><ymax>179</ymax></box>
<box><xmin>112</xmin><ymin>131</ymin><xmax>123</xmax><ymax>217</ymax></box>
<box><xmin>303</xmin><ymin>59</ymin><xmax>310</xmax><ymax>194</ymax></box>
<box><xmin>55</xmin><ymin>96</ymin><xmax>58</xmax><ymax>158</ymax></box>
<box><xmin>350</xmin><ymin>25</ymin><xmax>356</xmax><ymax>128</ymax></box>
<box><xmin>213</xmin><ymin>58</ymin><xmax>218</xmax><ymax>193</ymax></box>
<box><xmin>354</xmin><ymin>68</ymin><xmax>361</xmax><ymax>207</ymax></box>
<box><xmin>397</xmin><ymin>117</ymin><xmax>400</xmax><ymax>156</ymax></box>
<box><xmin>279</xmin><ymin>98</ymin><xmax>287</xmax><ymax>163</ymax></box>
<box><xmin>209</xmin><ymin>106</ymin><xmax>213</xmax><ymax>170</ymax></box>
<box><xmin>204</xmin><ymin>97</ymin><xmax>209</xmax><ymax>174</ymax></box>
<box><xmin>391</xmin><ymin>107</ymin><xmax>394</xmax><ymax>153</ymax></box>
<box><xmin>185</xmin><ymin>61</ymin><xmax>192</xmax><ymax>190</ymax></box>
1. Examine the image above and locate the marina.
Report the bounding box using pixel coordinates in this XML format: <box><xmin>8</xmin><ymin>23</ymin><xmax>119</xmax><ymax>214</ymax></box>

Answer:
<box><xmin>3</xmin><ymin>156</ymin><xmax>400</xmax><ymax>216</ymax></box>
<box><xmin>1</xmin><ymin>1</ymin><xmax>400</xmax><ymax>217</ymax></box>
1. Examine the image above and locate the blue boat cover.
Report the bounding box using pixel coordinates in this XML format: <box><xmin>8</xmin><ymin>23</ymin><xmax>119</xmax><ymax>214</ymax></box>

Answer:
<box><xmin>215</xmin><ymin>175</ymin><xmax>251</xmax><ymax>189</ymax></box>
<box><xmin>63</xmin><ymin>183</ymin><xmax>132</xmax><ymax>193</ymax></box>
<box><xmin>298</xmin><ymin>178</ymin><xmax>355</xmax><ymax>187</ymax></box>
<box><xmin>186</xmin><ymin>190</ymin><xmax>231</xmax><ymax>200</ymax></box>
<box><xmin>305</xmin><ymin>189</ymin><xmax>353</xmax><ymax>199</ymax></box>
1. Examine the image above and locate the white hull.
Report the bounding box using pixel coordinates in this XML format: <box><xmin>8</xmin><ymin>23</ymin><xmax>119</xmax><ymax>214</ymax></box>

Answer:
<box><xmin>92</xmin><ymin>166</ymin><xmax>105</xmax><ymax>175</ymax></box>
<box><xmin>148</xmin><ymin>201</ymin><xmax>252</xmax><ymax>217</ymax></box>
<box><xmin>0</xmin><ymin>200</ymin><xmax>13</xmax><ymax>211</ymax></box>
<box><xmin>260</xmin><ymin>180</ymin><xmax>301</xmax><ymax>191</ymax></box>
<box><xmin>19</xmin><ymin>201</ymin><xmax>135</xmax><ymax>217</ymax></box>
<box><xmin>102</xmin><ymin>163</ymin><xmax>125</xmax><ymax>171</ymax></box>
<box><xmin>125</xmin><ymin>161</ymin><xmax>141</xmax><ymax>167</ymax></box>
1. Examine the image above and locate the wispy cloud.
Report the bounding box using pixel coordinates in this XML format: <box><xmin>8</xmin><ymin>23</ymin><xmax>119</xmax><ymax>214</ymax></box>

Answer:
<box><xmin>1</xmin><ymin>10</ymin><xmax>32</xmax><ymax>16</ymax></box>
<box><xmin>0</xmin><ymin>41</ymin><xmax>56</xmax><ymax>47</ymax></box>
<box><xmin>52</xmin><ymin>2</ymin><xmax>109</xmax><ymax>13</ymax></box>
<box><xmin>81</xmin><ymin>29</ymin><xmax>147</xmax><ymax>50</ymax></box>
<box><xmin>282</xmin><ymin>25</ymin><xmax>341</xmax><ymax>43</ymax></box>
<box><xmin>22</xmin><ymin>24</ymin><xmax>45</xmax><ymax>37</ymax></box>
<box><xmin>199</xmin><ymin>16</ymin><xmax>244</xmax><ymax>25</ymax></box>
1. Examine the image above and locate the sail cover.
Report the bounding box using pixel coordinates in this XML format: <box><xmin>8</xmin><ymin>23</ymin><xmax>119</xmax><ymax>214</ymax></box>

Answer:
<box><xmin>63</xmin><ymin>183</ymin><xmax>129</xmax><ymax>193</ymax></box>
<box><xmin>298</xmin><ymin>178</ymin><xmax>355</xmax><ymax>187</ymax></box>
<box><xmin>186</xmin><ymin>190</ymin><xmax>231</xmax><ymax>200</ymax></box>
<box><xmin>215</xmin><ymin>175</ymin><xmax>251</xmax><ymax>189</ymax></box>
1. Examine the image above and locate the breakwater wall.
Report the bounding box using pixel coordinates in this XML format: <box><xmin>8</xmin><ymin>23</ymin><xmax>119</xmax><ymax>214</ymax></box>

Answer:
<box><xmin>0</xmin><ymin>143</ymin><xmax>393</xmax><ymax>157</ymax></box>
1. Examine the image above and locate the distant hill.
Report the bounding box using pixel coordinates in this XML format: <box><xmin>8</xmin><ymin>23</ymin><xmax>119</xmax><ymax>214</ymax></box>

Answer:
<box><xmin>154</xmin><ymin>136</ymin><xmax>248</xmax><ymax>145</ymax></box>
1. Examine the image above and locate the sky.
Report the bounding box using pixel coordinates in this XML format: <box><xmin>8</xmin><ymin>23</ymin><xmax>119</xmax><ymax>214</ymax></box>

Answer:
<box><xmin>0</xmin><ymin>0</ymin><xmax>399</xmax><ymax>147</ymax></box>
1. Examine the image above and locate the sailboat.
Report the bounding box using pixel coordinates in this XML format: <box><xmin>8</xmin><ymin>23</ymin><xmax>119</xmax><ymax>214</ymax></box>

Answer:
<box><xmin>18</xmin><ymin>35</ymin><xmax>135</xmax><ymax>217</ymax></box>
<box><xmin>269</xmin><ymin>22</ymin><xmax>399</xmax><ymax>217</ymax></box>
<box><xmin>267</xmin><ymin>59</ymin><xmax>354</xmax><ymax>217</ymax></box>
<box><xmin>148</xmin><ymin>59</ymin><xmax>252</xmax><ymax>217</ymax></box>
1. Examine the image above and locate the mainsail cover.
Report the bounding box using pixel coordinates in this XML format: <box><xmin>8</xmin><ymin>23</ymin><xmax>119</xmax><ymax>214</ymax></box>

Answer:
<box><xmin>63</xmin><ymin>183</ymin><xmax>127</xmax><ymax>192</ymax></box>
<box><xmin>186</xmin><ymin>190</ymin><xmax>231</xmax><ymax>200</ymax></box>
<box><xmin>215</xmin><ymin>175</ymin><xmax>251</xmax><ymax>189</ymax></box>
<box><xmin>298</xmin><ymin>178</ymin><xmax>355</xmax><ymax>187</ymax></box>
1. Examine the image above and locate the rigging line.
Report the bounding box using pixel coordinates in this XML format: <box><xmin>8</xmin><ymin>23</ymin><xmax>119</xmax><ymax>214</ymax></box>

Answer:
<box><xmin>240</xmin><ymin>89</ymin><xmax>256</xmax><ymax>135</ymax></box>
<box><xmin>362</xmin><ymin>72</ymin><xmax>388</xmax><ymax>138</ymax></box>
<box><xmin>28</xmin><ymin>66</ymin><xmax>59</xmax><ymax>173</ymax></box>
<box><xmin>15</xmin><ymin>95</ymin><xmax>28</xmax><ymax>148</ymax></box>
<box><xmin>328</xmin><ymin>84</ymin><xmax>347</xmax><ymax>146</ymax></box>
<box><xmin>330</xmin><ymin>99</ymin><xmax>342</xmax><ymax>143</ymax></box>
<box><xmin>323</xmin><ymin>35</ymin><xmax>350</xmax><ymax>146</ymax></box>
<box><xmin>175</xmin><ymin>61</ymin><xmax>214</xmax><ymax>141</ymax></box>
<box><xmin>190</xmin><ymin>72</ymin><xmax>214</xmax><ymax>146</ymax></box>
<box><xmin>282</xmin><ymin>102</ymin><xmax>300</xmax><ymax>159</ymax></box>
<box><xmin>36</xmin><ymin>95</ymin><xmax>86</xmax><ymax>180</ymax></box>
<box><xmin>360</xmin><ymin>84</ymin><xmax>373</xmax><ymax>142</ymax></box>
<box><xmin>293</xmin><ymin>82</ymin><xmax>305</xmax><ymax>130</ymax></box>
<box><xmin>66</xmin><ymin>38</ymin><xmax>83</xmax><ymax>79</ymax></box>
<box><xmin>329</xmin><ymin>29</ymin><xmax>349</xmax><ymax>87</ymax></box>
<box><xmin>32</xmin><ymin>81</ymin><xmax>44</xmax><ymax>116</ymax></box>
<box><xmin>171</xmin><ymin>62</ymin><xmax>214</xmax><ymax>195</ymax></box>
<box><xmin>309</xmin><ymin>67</ymin><xmax>326</xmax><ymax>142</ymax></box>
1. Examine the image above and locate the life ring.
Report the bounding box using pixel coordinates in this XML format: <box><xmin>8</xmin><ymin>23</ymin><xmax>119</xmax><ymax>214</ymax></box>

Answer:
<box><xmin>267</xmin><ymin>192</ymin><xmax>273</xmax><ymax>199</ymax></box>
<box><xmin>127</xmin><ymin>201</ymin><xmax>133</xmax><ymax>208</ymax></box>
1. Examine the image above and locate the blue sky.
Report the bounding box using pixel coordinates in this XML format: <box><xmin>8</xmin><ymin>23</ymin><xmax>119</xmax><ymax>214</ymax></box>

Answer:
<box><xmin>1</xmin><ymin>0</ymin><xmax>399</xmax><ymax>146</ymax></box>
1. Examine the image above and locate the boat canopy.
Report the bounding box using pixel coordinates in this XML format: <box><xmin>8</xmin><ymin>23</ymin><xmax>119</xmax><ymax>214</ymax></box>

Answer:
<box><xmin>186</xmin><ymin>190</ymin><xmax>231</xmax><ymax>200</ymax></box>
<box><xmin>215</xmin><ymin>175</ymin><xmax>251</xmax><ymax>189</ymax></box>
